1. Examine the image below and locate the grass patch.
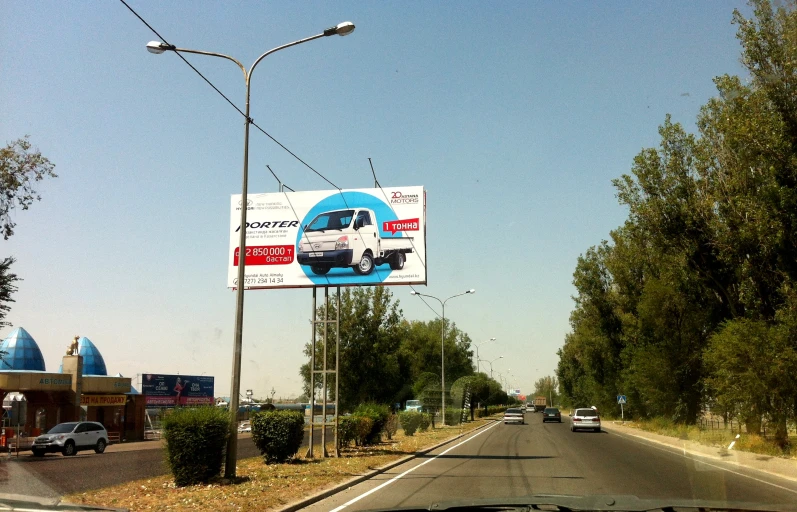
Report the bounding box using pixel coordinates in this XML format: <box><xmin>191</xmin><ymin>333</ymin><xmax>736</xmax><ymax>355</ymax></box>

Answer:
<box><xmin>64</xmin><ymin>418</ymin><xmax>496</xmax><ymax>511</ymax></box>
<box><xmin>622</xmin><ymin>418</ymin><xmax>797</xmax><ymax>458</ymax></box>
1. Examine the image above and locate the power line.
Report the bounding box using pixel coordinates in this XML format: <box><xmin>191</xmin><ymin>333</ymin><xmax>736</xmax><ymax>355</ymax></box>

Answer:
<box><xmin>119</xmin><ymin>0</ymin><xmax>341</xmax><ymax>190</ymax></box>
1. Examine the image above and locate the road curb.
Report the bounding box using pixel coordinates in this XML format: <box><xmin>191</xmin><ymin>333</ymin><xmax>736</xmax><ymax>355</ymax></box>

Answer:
<box><xmin>277</xmin><ymin>419</ymin><xmax>499</xmax><ymax>512</ymax></box>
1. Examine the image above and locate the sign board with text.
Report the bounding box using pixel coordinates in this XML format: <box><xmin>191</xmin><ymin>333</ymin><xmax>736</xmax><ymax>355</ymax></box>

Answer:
<box><xmin>228</xmin><ymin>186</ymin><xmax>427</xmax><ymax>289</ymax></box>
<box><xmin>82</xmin><ymin>395</ymin><xmax>127</xmax><ymax>407</ymax></box>
<box><xmin>141</xmin><ymin>374</ymin><xmax>215</xmax><ymax>407</ymax></box>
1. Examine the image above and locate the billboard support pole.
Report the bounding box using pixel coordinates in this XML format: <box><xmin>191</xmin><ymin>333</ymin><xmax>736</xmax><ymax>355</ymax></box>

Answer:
<box><xmin>334</xmin><ymin>286</ymin><xmax>341</xmax><ymax>457</ymax></box>
<box><xmin>321</xmin><ymin>286</ymin><xmax>329</xmax><ymax>457</ymax></box>
<box><xmin>305</xmin><ymin>287</ymin><xmax>317</xmax><ymax>458</ymax></box>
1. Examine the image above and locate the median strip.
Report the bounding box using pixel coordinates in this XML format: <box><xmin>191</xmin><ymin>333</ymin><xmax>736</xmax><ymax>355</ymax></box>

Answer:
<box><xmin>63</xmin><ymin>417</ymin><xmax>498</xmax><ymax>512</ymax></box>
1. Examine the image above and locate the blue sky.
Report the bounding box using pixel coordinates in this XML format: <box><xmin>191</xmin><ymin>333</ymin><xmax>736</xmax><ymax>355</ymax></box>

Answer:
<box><xmin>1</xmin><ymin>1</ymin><xmax>750</xmax><ymax>399</ymax></box>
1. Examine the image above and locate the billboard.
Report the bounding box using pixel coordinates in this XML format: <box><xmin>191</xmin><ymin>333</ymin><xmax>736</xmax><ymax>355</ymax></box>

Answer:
<box><xmin>228</xmin><ymin>186</ymin><xmax>427</xmax><ymax>289</ymax></box>
<box><xmin>141</xmin><ymin>374</ymin><xmax>215</xmax><ymax>406</ymax></box>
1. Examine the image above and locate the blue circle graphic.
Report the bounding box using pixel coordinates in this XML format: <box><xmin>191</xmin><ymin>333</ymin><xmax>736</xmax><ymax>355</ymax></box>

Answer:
<box><xmin>296</xmin><ymin>191</ymin><xmax>399</xmax><ymax>285</ymax></box>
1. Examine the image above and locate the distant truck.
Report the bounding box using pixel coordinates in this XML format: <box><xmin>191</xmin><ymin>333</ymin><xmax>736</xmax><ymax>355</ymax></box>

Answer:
<box><xmin>405</xmin><ymin>400</ymin><xmax>422</xmax><ymax>412</ymax></box>
<box><xmin>297</xmin><ymin>208</ymin><xmax>414</xmax><ymax>276</ymax></box>
<box><xmin>533</xmin><ymin>396</ymin><xmax>547</xmax><ymax>412</ymax></box>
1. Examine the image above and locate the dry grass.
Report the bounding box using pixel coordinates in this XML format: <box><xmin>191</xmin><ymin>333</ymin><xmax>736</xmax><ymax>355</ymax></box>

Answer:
<box><xmin>64</xmin><ymin>418</ymin><xmax>495</xmax><ymax>512</ymax></box>
<box><xmin>623</xmin><ymin>418</ymin><xmax>797</xmax><ymax>459</ymax></box>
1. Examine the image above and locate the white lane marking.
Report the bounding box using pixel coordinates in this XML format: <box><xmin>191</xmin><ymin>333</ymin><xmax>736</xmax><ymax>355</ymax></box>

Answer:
<box><xmin>609</xmin><ymin>429</ymin><xmax>797</xmax><ymax>495</ymax></box>
<box><xmin>329</xmin><ymin>421</ymin><xmax>502</xmax><ymax>512</ymax></box>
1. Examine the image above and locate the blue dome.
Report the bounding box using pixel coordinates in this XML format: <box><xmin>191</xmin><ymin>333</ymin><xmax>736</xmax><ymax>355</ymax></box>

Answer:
<box><xmin>76</xmin><ymin>336</ymin><xmax>107</xmax><ymax>376</ymax></box>
<box><xmin>0</xmin><ymin>327</ymin><xmax>46</xmax><ymax>371</ymax></box>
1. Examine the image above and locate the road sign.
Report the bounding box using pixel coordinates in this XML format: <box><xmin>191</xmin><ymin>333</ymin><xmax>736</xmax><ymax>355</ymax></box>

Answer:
<box><xmin>617</xmin><ymin>395</ymin><xmax>627</xmax><ymax>404</ymax></box>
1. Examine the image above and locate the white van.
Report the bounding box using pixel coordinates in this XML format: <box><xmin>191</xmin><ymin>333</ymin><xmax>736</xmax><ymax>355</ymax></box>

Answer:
<box><xmin>297</xmin><ymin>208</ymin><xmax>414</xmax><ymax>276</ymax></box>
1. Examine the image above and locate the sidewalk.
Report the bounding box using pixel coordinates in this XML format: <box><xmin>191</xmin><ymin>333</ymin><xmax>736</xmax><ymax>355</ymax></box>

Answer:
<box><xmin>601</xmin><ymin>420</ymin><xmax>797</xmax><ymax>483</ymax></box>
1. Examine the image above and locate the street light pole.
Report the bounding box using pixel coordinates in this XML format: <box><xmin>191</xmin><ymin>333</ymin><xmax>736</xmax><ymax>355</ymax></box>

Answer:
<box><xmin>473</xmin><ymin>337</ymin><xmax>496</xmax><ymax>372</ymax></box>
<box><xmin>146</xmin><ymin>21</ymin><xmax>355</xmax><ymax>478</ymax></box>
<box><xmin>410</xmin><ymin>289</ymin><xmax>475</xmax><ymax>425</ymax></box>
<box><xmin>482</xmin><ymin>355</ymin><xmax>503</xmax><ymax>379</ymax></box>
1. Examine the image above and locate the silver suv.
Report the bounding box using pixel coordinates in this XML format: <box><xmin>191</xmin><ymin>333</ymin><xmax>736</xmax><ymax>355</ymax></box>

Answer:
<box><xmin>32</xmin><ymin>421</ymin><xmax>109</xmax><ymax>456</ymax></box>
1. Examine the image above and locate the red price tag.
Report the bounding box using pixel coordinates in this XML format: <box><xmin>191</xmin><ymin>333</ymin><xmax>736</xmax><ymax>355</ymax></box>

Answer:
<box><xmin>233</xmin><ymin>245</ymin><xmax>295</xmax><ymax>266</ymax></box>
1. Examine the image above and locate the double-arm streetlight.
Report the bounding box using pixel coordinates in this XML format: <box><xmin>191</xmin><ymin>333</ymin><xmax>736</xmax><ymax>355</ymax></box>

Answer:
<box><xmin>146</xmin><ymin>21</ymin><xmax>355</xmax><ymax>477</ymax></box>
<box><xmin>410</xmin><ymin>289</ymin><xmax>475</xmax><ymax>425</ymax></box>
<box><xmin>480</xmin><ymin>355</ymin><xmax>503</xmax><ymax>379</ymax></box>
<box><xmin>473</xmin><ymin>337</ymin><xmax>496</xmax><ymax>372</ymax></box>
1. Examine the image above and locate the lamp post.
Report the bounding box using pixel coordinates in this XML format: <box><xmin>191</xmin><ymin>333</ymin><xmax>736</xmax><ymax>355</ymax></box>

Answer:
<box><xmin>473</xmin><ymin>337</ymin><xmax>496</xmax><ymax>372</ymax></box>
<box><xmin>480</xmin><ymin>355</ymin><xmax>503</xmax><ymax>379</ymax></box>
<box><xmin>146</xmin><ymin>21</ymin><xmax>355</xmax><ymax>478</ymax></box>
<box><xmin>410</xmin><ymin>289</ymin><xmax>475</xmax><ymax>425</ymax></box>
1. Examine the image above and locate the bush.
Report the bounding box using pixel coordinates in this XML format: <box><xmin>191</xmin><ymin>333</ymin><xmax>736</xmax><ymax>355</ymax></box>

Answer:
<box><xmin>162</xmin><ymin>406</ymin><xmax>230</xmax><ymax>487</ymax></box>
<box><xmin>444</xmin><ymin>410</ymin><xmax>462</xmax><ymax>426</ymax></box>
<box><xmin>399</xmin><ymin>411</ymin><xmax>422</xmax><ymax>436</ymax></box>
<box><xmin>385</xmin><ymin>414</ymin><xmax>399</xmax><ymax>440</ymax></box>
<box><xmin>354</xmin><ymin>403</ymin><xmax>390</xmax><ymax>445</ymax></box>
<box><xmin>338</xmin><ymin>415</ymin><xmax>373</xmax><ymax>447</ymax></box>
<box><xmin>418</xmin><ymin>413</ymin><xmax>431</xmax><ymax>432</ymax></box>
<box><xmin>475</xmin><ymin>406</ymin><xmax>506</xmax><ymax>418</ymax></box>
<box><xmin>251</xmin><ymin>410</ymin><xmax>305</xmax><ymax>463</ymax></box>
<box><xmin>338</xmin><ymin>415</ymin><xmax>358</xmax><ymax>447</ymax></box>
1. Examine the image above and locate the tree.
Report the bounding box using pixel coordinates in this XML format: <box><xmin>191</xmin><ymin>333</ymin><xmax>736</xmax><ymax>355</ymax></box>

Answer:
<box><xmin>533</xmin><ymin>375</ymin><xmax>559</xmax><ymax>406</ymax></box>
<box><xmin>0</xmin><ymin>257</ymin><xmax>19</xmax><ymax>329</ymax></box>
<box><xmin>1</xmin><ymin>136</ymin><xmax>57</xmax><ymax>240</ymax></box>
<box><xmin>299</xmin><ymin>287</ymin><xmax>406</xmax><ymax>411</ymax></box>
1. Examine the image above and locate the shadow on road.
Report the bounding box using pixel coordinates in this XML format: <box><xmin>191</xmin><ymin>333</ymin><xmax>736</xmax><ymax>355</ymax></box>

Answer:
<box><xmin>416</xmin><ymin>454</ymin><xmax>556</xmax><ymax>460</ymax></box>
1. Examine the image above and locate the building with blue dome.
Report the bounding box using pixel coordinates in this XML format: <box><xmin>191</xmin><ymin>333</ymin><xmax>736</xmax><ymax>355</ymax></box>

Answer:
<box><xmin>0</xmin><ymin>328</ymin><xmax>145</xmax><ymax>442</ymax></box>
<box><xmin>0</xmin><ymin>327</ymin><xmax>46</xmax><ymax>371</ymax></box>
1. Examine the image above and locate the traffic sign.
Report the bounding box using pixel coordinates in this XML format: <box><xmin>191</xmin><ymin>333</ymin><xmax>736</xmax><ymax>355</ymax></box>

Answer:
<box><xmin>617</xmin><ymin>395</ymin><xmax>627</xmax><ymax>404</ymax></box>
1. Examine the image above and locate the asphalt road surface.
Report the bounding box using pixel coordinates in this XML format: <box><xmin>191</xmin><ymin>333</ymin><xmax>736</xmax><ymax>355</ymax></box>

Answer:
<box><xmin>1</xmin><ymin>427</ymin><xmax>332</xmax><ymax>497</ymax></box>
<box><xmin>306</xmin><ymin>412</ymin><xmax>797</xmax><ymax>511</ymax></box>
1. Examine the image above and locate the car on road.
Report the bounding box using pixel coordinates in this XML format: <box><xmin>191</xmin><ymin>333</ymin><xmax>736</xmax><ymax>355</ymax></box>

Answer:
<box><xmin>571</xmin><ymin>407</ymin><xmax>601</xmax><ymax>432</ymax></box>
<box><xmin>526</xmin><ymin>403</ymin><xmax>534</xmax><ymax>412</ymax></box>
<box><xmin>542</xmin><ymin>407</ymin><xmax>561</xmax><ymax>422</ymax></box>
<box><xmin>31</xmin><ymin>421</ymin><xmax>109</xmax><ymax>456</ymax></box>
<box><xmin>238</xmin><ymin>421</ymin><xmax>252</xmax><ymax>433</ymax></box>
<box><xmin>503</xmin><ymin>408</ymin><xmax>525</xmax><ymax>424</ymax></box>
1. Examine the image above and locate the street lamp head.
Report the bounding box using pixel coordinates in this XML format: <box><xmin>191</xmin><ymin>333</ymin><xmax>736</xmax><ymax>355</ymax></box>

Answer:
<box><xmin>324</xmin><ymin>21</ymin><xmax>356</xmax><ymax>37</ymax></box>
<box><xmin>490</xmin><ymin>337</ymin><xmax>496</xmax><ymax>341</ymax></box>
<box><xmin>467</xmin><ymin>289</ymin><xmax>476</xmax><ymax>294</ymax></box>
<box><xmin>146</xmin><ymin>41</ymin><xmax>175</xmax><ymax>54</ymax></box>
<box><xmin>410</xmin><ymin>291</ymin><xmax>418</xmax><ymax>295</ymax></box>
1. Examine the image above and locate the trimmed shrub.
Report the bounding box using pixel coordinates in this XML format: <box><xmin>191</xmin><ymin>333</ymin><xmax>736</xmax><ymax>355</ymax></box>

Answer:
<box><xmin>162</xmin><ymin>406</ymin><xmax>230</xmax><ymax>487</ymax></box>
<box><xmin>338</xmin><ymin>415</ymin><xmax>358</xmax><ymax>447</ymax></box>
<box><xmin>399</xmin><ymin>411</ymin><xmax>422</xmax><ymax>436</ymax></box>
<box><xmin>251</xmin><ymin>410</ymin><xmax>305</xmax><ymax>463</ymax></box>
<box><xmin>354</xmin><ymin>415</ymin><xmax>373</xmax><ymax>446</ymax></box>
<box><xmin>385</xmin><ymin>414</ymin><xmax>399</xmax><ymax>440</ymax></box>
<box><xmin>475</xmin><ymin>406</ymin><xmax>506</xmax><ymax>418</ymax></box>
<box><xmin>418</xmin><ymin>413</ymin><xmax>431</xmax><ymax>432</ymax></box>
<box><xmin>354</xmin><ymin>403</ymin><xmax>390</xmax><ymax>445</ymax></box>
<box><xmin>444</xmin><ymin>410</ymin><xmax>462</xmax><ymax>426</ymax></box>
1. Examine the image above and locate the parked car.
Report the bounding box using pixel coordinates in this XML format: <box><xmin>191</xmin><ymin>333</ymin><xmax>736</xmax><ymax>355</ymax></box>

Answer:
<box><xmin>542</xmin><ymin>407</ymin><xmax>561</xmax><ymax>422</ymax></box>
<box><xmin>503</xmin><ymin>408</ymin><xmax>525</xmax><ymax>424</ymax></box>
<box><xmin>238</xmin><ymin>421</ymin><xmax>252</xmax><ymax>433</ymax></box>
<box><xmin>31</xmin><ymin>421</ymin><xmax>109</xmax><ymax>456</ymax></box>
<box><xmin>571</xmin><ymin>407</ymin><xmax>601</xmax><ymax>432</ymax></box>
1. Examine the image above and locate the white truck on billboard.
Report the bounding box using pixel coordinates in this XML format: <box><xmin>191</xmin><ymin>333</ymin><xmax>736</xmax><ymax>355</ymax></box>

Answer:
<box><xmin>228</xmin><ymin>186</ymin><xmax>426</xmax><ymax>289</ymax></box>
<box><xmin>297</xmin><ymin>208</ymin><xmax>414</xmax><ymax>276</ymax></box>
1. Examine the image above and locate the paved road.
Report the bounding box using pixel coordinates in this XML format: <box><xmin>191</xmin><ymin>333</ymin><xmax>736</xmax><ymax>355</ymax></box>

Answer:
<box><xmin>1</xmin><ymin>427</ymin><xmax>333</xmax><ymax>497</ymax></box>
<box><xmin>306</xmin><ymin>412</ymin><xmax>797</xmax><ymax>511</ymax></box>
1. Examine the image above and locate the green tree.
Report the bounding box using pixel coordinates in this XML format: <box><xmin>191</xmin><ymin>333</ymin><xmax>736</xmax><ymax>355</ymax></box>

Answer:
<box><xmin>1</xmin><ymin>136</ymin><xmax>57</xmax><ymax>240</ymax></box>
<box><xmin>0</xmin><ymin>257</ymin><xmax>19</xmax><ymax>329</ymax></box>
<box><xmin>299</xmin><ymin>287</ymin><xmax>406</xmax><ymax>410</ymax></box>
